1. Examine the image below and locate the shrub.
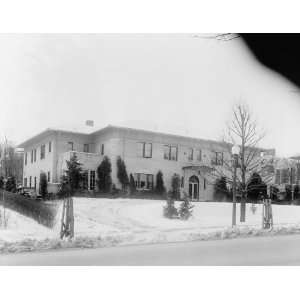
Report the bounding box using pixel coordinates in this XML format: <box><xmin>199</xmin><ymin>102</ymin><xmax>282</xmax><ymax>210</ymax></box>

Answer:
<box><xmin>39</xmin><ymin>172</ymin><xmax>48</xmax><ymax>198</ymax></box>
<box><xmin>129</xmin><ymin>173</ymin><xmax>136</xmax><ymax>195</ymax></box>
<box><xmin>178</xmin><ymin>192</ymin><xmax>194</xmax><ymax>220</ymax></box>
<box><xmin>0</xmin><ymin>190</ymin><xmax>57</xmax><ymax>228</ymax></box>
<box><xmin>116</xmin><ymin>156</ymin><xmax>129</xmax><ymax>191</ymax></box>
<box><xmin>213</xmin><ymin>176</ymin><xmax>229</xmax><ymax>201</ymax></box>
<box><xmin>170</xmin><ymin>173</ymin><xmax>181</xmax><ymax>200</ymax></box>
<box><xmin>66</xmin><ymin>154</ymin><xmax>83</xmax><ymax>193</ymax></box>
<box><xmin>155</xmin><ymin>170</ymin><xmax>166</xmax><ymax>196</ymax></box>
<box><xmin>163</xmin><ymin>197</ymin><xmax>178</xmax><ymax>219</ymax></box>
<box><xmin>97</xmin><ymin>156</ymin><xmax>112</xmax><ymax>193</ymax></box>
<box><xmin>5</xmin><ymin>176</ymin><xmax>16</xmax><ymax>192</ymax></box>
<box><xmin>0</xmin><ymin>176</ymin><xmax>4</xmax><ymax>189</ymax></box>
<box><xmin>247</xmin><ymin>172</ymin><xmax>267</xmax><ymax>201</ymax></box>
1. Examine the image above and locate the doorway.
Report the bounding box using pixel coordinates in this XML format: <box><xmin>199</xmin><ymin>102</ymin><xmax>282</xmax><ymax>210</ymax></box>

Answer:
<box><xmin>189</xmin><ymin>175</ymin><xmax>199</xmax><ymax>200</ymax></box>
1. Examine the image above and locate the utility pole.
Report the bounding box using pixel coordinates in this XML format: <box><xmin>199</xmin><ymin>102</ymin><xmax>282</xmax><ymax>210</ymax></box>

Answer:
<box><xmin>231</xmin><ymin>145</ymin><xmax>240</xmax><ymax>227</ymax></box>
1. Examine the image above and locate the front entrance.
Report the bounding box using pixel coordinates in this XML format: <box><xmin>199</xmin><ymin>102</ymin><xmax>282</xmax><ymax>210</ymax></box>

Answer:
<box><xmin>189</xmin><ymin>175</ymin><xmax>199</xmax><ymax>200</ymax></box>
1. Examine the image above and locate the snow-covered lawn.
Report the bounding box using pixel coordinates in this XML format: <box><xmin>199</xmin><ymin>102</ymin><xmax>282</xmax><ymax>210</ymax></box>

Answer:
<box><xmin>1</xmin><ymin>197</ymin><xmax>300</xmax><ymax>253</ymax></box>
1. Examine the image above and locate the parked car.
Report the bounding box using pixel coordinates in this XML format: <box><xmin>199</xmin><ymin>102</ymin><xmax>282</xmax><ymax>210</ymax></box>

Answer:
<box><xmin>17</xmin><ymin>187</ymin><xmax>42</xmax><ymax>200</ymax></box>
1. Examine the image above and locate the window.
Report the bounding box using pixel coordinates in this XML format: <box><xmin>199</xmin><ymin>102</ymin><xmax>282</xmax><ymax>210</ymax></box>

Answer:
<box><xmin>34</xmin><ymin>149</ymin><xmax>37</xmax><ymax>162</ymax></box>
<box><xmin>68</xmin><ymin>142</ymin><xmax>74</xmax><ymax>151</ymax></box>
<box><xmin>83</xmin><ymin>144</ymin><xmax>89</xmax><ymax>153</ymax></box>
<box><xmin>137</xmin><ymin>142</ymin><xmax>152</xmax><ymax>158</ymax></box>
<box><xmin>291</xmin><ymin>168</ymin><xmax>296</xmax><ymax>184</ymax></box>
<box><xmin>40</xmin><ymin>145</ymin><xmax>46</xmax><ymax>159</ymax></box>
<box><xmin>212</xmin><ymin>152</ymin><xmax>223</xmax><ymax>165</ymax></box>
<box><xmin>34</xmin><ymin>177</ymin><xmax>36</xmax><ymax>189</ymax></box>
<box><xmin>275</xmin><ymin>169</ymin><xmax>280</xmax><ymax>184</ymax></box>
<box><xmin>196</xmin><ymin>149</ymin><xmax>202</xmax><ymax>161</ymax></box>
<box><xmin>31</xmin><ymin>150</ymin><xmax>33</xmax><ymax>163</ymax></box>
<box><xmin>25</xmin><ymin>152</ymin><xmax>27</xmax><ymax>165</ymax></box>
<box><xmin>90</xmin><ymin>170</ymin><xmax>96</xmax><ymax>190</ymax></box>
<box><xmin>188</xmin><ymin>148</ymin><xmax>193</xmax><ymax>160</ymax></box>
<box><xmin>29</xmin><ymin>176</ymin><xmax>32</xmax><ymax>188</ymax></box>
<box><xmin>24</xmin><ymin>177</ymin><xmax>27</xmax><ymax>187</ymax></box>
<box><xmin>101</xmin><ymin>144</ymin><xmax>104</xmax><ymax>155</ymax></box>
<box><xmin>181</xmin><ymin>176</ymin><xmax>184</xmax><ymax>188</ymax></box>
<box><xmin>49</xmin><ymin>141</ymin><xmax>52</xmax><ymax>153</ymax></box>
<box><xmin>134</xmin><ymin>173</ymin><xmax>154</xmax><ymax>190</ymax></box>
<box><xmin>164</xmin><ymin>145</ymin><xmax>178</xmax><ymax>161</ymax></box>
<box><xmin>203</xmin><ymin>178</ymin><xmax>206</xmax><ymax>190</ymax></box>
<box><xmin>281</xmin><ymin>169</ymin><xmax>289</xmax><ymax>184</ymax></box>
<box><xmin>170</xmin><ymin>146</ymin><xmax>178</xmax><ymax>161</ymax></box>
<box><xmin>47</xmin><ymin>171</ymin><xmax>50</xmax><ymax>183</ymax></box>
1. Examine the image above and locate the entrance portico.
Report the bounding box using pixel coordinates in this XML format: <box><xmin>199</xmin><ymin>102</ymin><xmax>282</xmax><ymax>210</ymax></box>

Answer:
<box><xmin>182</xmin><ymin>164</ymin><xmax>213</xmax><ymax>201</ymax></box>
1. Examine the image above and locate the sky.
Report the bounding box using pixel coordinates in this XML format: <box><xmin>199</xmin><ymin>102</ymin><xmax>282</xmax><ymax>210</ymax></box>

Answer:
<box><xmin>0</xmin><ymin>33</ymin><xmax>299</xmax><ymax>157</ymax></box>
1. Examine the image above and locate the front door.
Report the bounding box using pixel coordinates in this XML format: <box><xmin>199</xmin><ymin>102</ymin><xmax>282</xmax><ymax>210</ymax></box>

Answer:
<box><xmin>189</xmin><ymin>176</ymin><xmax>199</xmax><ymax>200</ymax></box>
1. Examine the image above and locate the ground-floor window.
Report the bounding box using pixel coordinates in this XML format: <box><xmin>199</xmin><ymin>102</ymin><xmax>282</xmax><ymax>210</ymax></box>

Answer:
<box><xmin>24</xmin><ymin>177</ymin><xmax>27</xmax><ymax>187</ymax></box>
<box><xmin>47</xmin><ymin>171</ymin><xmax>51</xmax><ymax>182</ymax></box>
<box><xmin>134</xmin><ymin>173</ymin><xmax>153</xmax><ymax>190</ymax></box>
<box><xmin>90</xmin><ymin>170</ymin><xmax>96</xmax><ymax>190</ymax></box>
<box><xmin>29</xmin><ymin>176</ymin><xmax>32</xmax><ymax>188</ymax></box>
<box><xmin>82</xmin><ymin>171</ymin><xmax>88</xmax><ymax>189</ymax></box>
<box><xmin>34</xmin><ymin>177</ymin><xmax>37</xmax><ymax>189</ymax></box>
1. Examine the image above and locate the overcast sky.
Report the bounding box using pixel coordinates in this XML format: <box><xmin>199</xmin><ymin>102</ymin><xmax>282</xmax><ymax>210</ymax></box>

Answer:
<box><xmin>0</xmin><ymin>33</ymin><xmax>299</xmax><ymax>157</ymax></box>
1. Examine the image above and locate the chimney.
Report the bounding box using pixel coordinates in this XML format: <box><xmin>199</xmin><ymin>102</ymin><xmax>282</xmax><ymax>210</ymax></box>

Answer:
<box><xmin>85</xmin><ymin>120</ymin><xmax>94</xmax><ymax>127</ymax></box>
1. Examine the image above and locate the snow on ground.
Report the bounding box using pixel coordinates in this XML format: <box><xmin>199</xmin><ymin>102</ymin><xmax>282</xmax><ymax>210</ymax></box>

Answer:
<box><xmin>2</xmin><ymin>197</ymin><xmax>300</xmax><ymax>253</ymax></box>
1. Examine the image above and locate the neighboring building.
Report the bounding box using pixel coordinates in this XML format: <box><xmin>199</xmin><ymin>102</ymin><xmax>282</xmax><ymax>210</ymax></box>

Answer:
<box><xmin>0</xmin><ymin>144</ymin><xmax>24</xmax><ymax>185</ymax></box>
<box><xmin>273</xmin><ymin>155</ymin><xmax>300</xmax><ymax>192</ymax></box>
<box><xmin>18</xmin><ymin>125</ymin><xmax>275</xmax><ymax>200</ymax></box>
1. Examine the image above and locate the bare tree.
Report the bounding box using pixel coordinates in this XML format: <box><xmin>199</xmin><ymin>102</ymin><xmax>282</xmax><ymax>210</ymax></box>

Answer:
<box><xmin>206</xmin><ymin>104</ymin><xmax>274</xmax><ymax>222</ymax></box>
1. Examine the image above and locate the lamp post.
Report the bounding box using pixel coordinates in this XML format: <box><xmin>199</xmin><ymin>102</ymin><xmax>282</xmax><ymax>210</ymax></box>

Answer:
<box><xmin>232</xmin><ymin>144</ymin><xmax>240</xmax><ymax>227</ymax></box>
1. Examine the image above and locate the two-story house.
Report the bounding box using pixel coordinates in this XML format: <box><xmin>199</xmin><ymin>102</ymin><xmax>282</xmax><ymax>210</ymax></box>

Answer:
<box><xmin>18</xmin><ymin>125</ymin><xmax>275</xmax><ymax>201</ymax></box>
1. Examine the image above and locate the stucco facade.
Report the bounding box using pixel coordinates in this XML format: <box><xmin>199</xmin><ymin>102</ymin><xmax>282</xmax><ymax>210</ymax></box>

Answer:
<box><xmin>18</xmin><ymin>125</ymin><xmax>275</xmax><ymax>200</ymax></box>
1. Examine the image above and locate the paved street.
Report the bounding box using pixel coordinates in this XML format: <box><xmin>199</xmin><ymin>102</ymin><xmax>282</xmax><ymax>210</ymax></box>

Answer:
<box><xmin>1</xmin><ymin>234</ymin><xmax>300</xmax><ymax>265</ymax></box>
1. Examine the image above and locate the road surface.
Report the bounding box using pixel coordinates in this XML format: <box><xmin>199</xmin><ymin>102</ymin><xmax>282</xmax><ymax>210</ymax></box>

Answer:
<box><xmin>1</xmin><ymin>234</ymin><xmax>300</xmax><ymax>265</ymax></box>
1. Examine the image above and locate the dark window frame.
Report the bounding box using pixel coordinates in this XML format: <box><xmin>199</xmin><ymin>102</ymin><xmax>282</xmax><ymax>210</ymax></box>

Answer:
<box><xmin>40</xmin><ymin>144</ymin><xmax>46</xmax><ymax>160</ymax></box>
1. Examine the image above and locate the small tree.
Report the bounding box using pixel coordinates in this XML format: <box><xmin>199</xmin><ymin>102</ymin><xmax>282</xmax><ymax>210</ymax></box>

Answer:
<box><xmin>155</xmin><ymin>170</ymin><xmax>166</xmax><ymax>196</ymax></box>
<box><xmin>163</xmin><ymin>196</ymin><xmax>178</xmax><ymax>219</ymax></box>
<box><xmin>0</xmin><ymin>176</ymin><xmax>4</xmax><ymax>189</ymax></box>
<box><xmin>116</xmin><ymin>156</ymin><xmax>129</xmax><ymax>191</ymax></box>
<box><xmin>5</xmin><ymin>176</ymin><xmax>16</xmax><ymax>192</ymax></box>
<box><xmin>97</xmin><ymin>156</ymin><xmax>112</xmax><ymax>193</ymax></box>
<box><xmin>65</xmin><ymin>154</ymin><xmax>83</xmax><ymax>194</ymax></box>
<box><xmin>39</xmin><ymin>172</ymin><xmax>48</xmax><ymax>198</ymax></box>
<box><xmin>129</xmin><ymin>173</ymin><xmax>136</xmax><ymax>195</ymax></box>
<box><xmin>214</xmin><ymin>176</ymin><xmax>229</xmax><ymax>201</ymax></box>
<box><xmin>247</xmin><ymin>172</ymin><xmax>267</xmax><ymax>201</ymax></box>
<box><xmin>178</xmin><ymin>192</ymin><xmax>194</xmax><ymax>220</ymax></box>
<box><xmin>170</xmin><ymin>173</ymin><xmax>181</xmax><ymax>200</ymax></box>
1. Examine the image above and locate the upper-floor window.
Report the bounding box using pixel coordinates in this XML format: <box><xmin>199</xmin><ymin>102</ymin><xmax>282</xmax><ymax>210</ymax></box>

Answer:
<box><xmin>25</xmin><ymin>152</ymin><xmax>27</xmax><ymax>165</ymax></box>
<box><xmin>31</xmin><ymin>150</ymin><xmax>34</xmax><ymax>163</ymax></box>
<box><xmin>212</xmin><ymin>151</ymin><xmax>223</xmax><ymax>165</ymax></box>
<box><xmin>187</xmin><ymin>148</ymin><xmax>193</xmax><ymax>161</ymax></box>
<box><xmin>164</xmin><ymin>145</ymin><xmax>178</xmax><ymax>161</ymax></box>
<box><xmin>40</xmin><ymin>145</ymin><xmax>46</xmax><ymax>159</ymax></box>
<box><xmin>101</xmin><ymin>144</ymin><xmax>104</xmax><ymax>155</ymax></box>
<box><xmin>83</xmin><ymin>144</ymin><xmax>89</xmax><ymax>153</ymax></box>
<box><xmin>49</xmin><ymin>141</ymin><xmax>52</xmax><ymax>153</ymax></box>
<box><xmin>195</xmin><ymin>149</ymin><xmax>202</xmax><ymax>161</ymax></box>
<box><xmin>68</xmin><ymin>142</ymin><xmax>74</xmax><ymax>151</ymax></box>
<box><xmin>34</xmin><ymin>149</ymin><xmax>37</xmax><ymax>162</ymax></box>
<box><xmin>137</xmin><ymin>142</ymin><xmax>152</xmax><ymax>158</ymax></box>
